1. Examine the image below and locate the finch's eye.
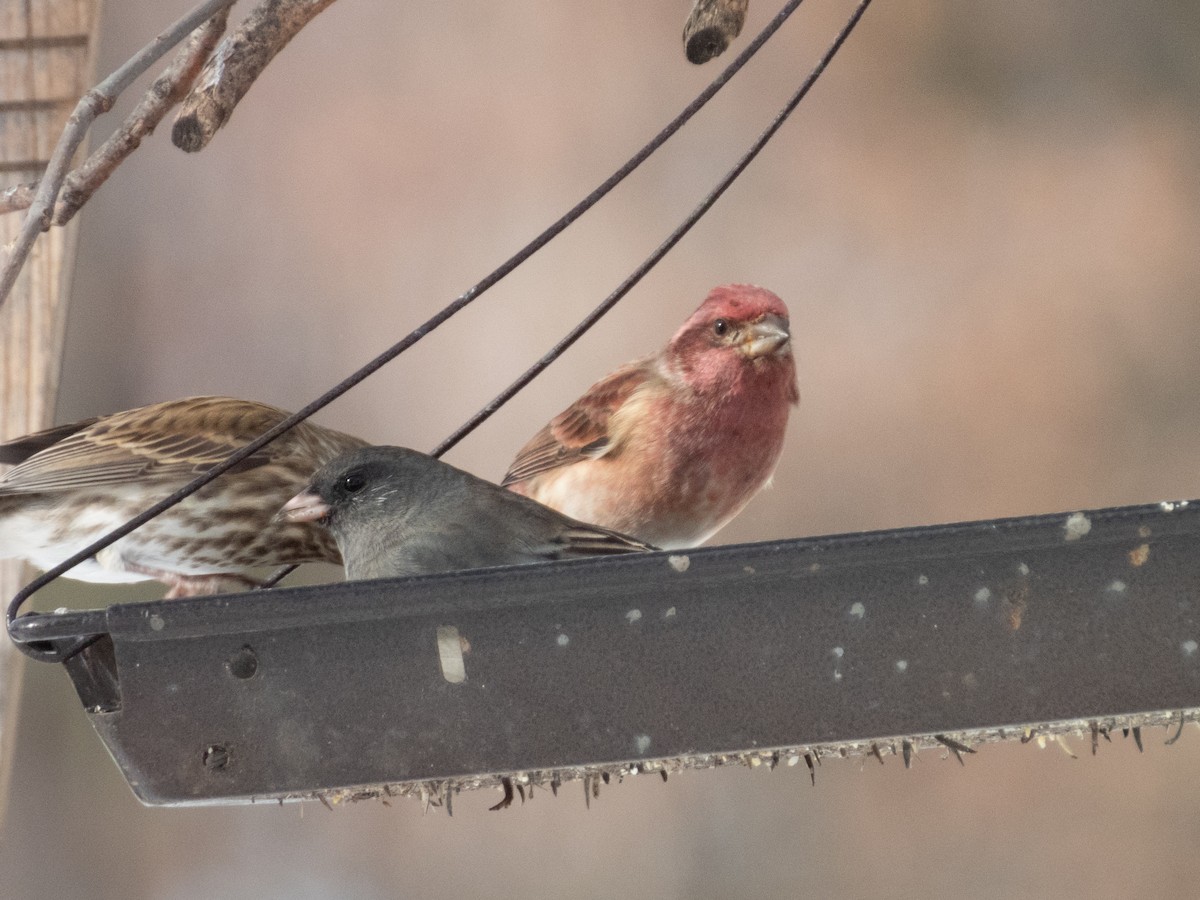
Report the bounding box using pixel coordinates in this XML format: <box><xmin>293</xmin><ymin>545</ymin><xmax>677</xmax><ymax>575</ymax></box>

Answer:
<box><xmin>342</xmin><ymin>473</ymin><xmax>366</xmax><ymax>493</ymax></box>
<box><xmin>712</xmin><ymin>318</ymin><xmax>729</xmax><ymax>337</ymax></box>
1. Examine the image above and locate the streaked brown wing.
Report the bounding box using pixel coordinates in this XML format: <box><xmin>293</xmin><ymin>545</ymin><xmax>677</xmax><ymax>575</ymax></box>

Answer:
<box><xmin>501</xmin><ymin>360</ymin><xmax>649</xmax><ymax>486</ymax></box>
<box><xmin>0</xmin><ymin>418</ymin><xmax>99</xmax><ymax>466</ymax></box>
<box><xmin>0</xmin><ymin>397</ymin><xmax>282</xmax><ymax>495</ymax></box>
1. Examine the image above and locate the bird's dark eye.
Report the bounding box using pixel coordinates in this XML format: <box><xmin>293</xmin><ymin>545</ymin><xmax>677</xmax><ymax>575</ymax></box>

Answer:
<box><xmin>712</xmin><ymin>318</ymin><xmax>729</xmax><ymax>337</ymax></box>
<box><xmin>342</xmin><ymin>473</ymin><xmax>366</xmax><ymax>493</ymax></box>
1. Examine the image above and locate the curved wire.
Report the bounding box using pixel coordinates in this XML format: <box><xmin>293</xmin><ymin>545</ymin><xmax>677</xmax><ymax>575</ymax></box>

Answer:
<box><xmin>5</xmin><ymin>0</ymin><xmax>875</xmax><ymax>660</ymax></box>
<box><xmin>266</xmin><ymin>0</ymin><xmax>879</xmax><ymax>584</ymax></box>
<box><xmin>434</xmin><ymin>0</ymin><xmax>874</xmax><ymax>457</ymax></box>
<box><xmin>209</xmin><ymin>0</ymin><xmax>872</xmax><ymax>591</ymax></box>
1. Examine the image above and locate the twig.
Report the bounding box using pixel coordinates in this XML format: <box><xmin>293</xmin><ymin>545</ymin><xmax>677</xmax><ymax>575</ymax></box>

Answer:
<box><xmin>55</xmin><ymin>11</ymin><xmax>231</xmax><ymax>225</ymax></box>
<box><xmin>0</xmin><ymin>184</ymin><xmax>36</xmax><ymax>216</ymax></box>
<box><xmin>173</xmin><ymin>0</ymin><xmax>338</xmax><ymax>153</ymax></box>
<box><xmin>0</xmin><ymin>12</ymin><xmax>229</xmax><ymax>222</ymax></box>
<box><xmin>684</xmin><ymin>0</ymin><xmax>750</xmax><ymax>64</ymax></box>
<box><xmin>0</xmin><ymin>0</ymin><xmax>240</xmax><ymax>311</ymax></box>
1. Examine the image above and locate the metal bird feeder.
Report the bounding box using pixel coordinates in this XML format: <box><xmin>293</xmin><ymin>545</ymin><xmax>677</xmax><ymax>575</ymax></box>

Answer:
<box><xmin>6</xmin><ymin>0</ymin><xmax>1197</xmax><ymax>810</ymax></box>
<box><xmin>9</xmin><ymin>499</ymin><xmax>1200</xmax><ymax>806</ymax></box>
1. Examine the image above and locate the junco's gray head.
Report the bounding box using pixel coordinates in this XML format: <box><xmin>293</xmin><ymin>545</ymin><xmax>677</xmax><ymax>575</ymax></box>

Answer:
<box><xmin>281</xmin><ymin>445</ymin><xmax>429</xmax><ymax>531</ymax></box>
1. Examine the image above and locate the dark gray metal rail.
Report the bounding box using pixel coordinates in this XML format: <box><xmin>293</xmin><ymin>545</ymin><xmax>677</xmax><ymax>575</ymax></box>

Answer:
<box><xmin>11</xmin><ymin>499</ymin><xmax>1200</xmax><ymax>806</ymax></box>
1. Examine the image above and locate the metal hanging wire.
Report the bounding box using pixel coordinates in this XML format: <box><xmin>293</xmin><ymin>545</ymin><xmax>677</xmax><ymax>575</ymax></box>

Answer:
<box><xmin>6</xmin><ymin>0</ymin><xmax>874</xmax><ymax>662</ymax></box>
<box><xmin>433</xmin><ymin>0</ymin><xmax>872</xmax><ymax>458</ymax></box>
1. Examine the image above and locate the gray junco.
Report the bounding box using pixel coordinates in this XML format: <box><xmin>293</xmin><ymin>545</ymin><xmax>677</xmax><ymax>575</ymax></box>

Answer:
<box><xmin>281</xmin><ymin>445</ymin><xmax>655</xmax><ymax>580</ymax></box>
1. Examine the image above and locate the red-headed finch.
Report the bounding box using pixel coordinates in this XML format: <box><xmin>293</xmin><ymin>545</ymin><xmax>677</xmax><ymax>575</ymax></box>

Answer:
<box><xmin>281</xmin><ymin>445</ymin><xmax>655</xmax><ymax>580</ymax></box>
<box><xmin>0</xmin><ymin>396</ymin><xmax>368</xmax><ymax>597</ymax></box>
<box><xmin>502</xmin><ymin>284</ymin><xmax>799</xmax><ymax>549</ymax></box>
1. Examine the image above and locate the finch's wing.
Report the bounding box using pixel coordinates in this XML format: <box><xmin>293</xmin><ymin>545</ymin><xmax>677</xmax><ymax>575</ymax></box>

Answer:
<box><xmin>0</xmin><ymin>419</ymin><xmax>99</xmax><ymax>465</ymax></box>
<box><xmin>501</xmin><ymin>360</ymin><xmax>649</xmax><ymax>486</ymax></box>
<box><xmin>0</xmin><ymin>397</ymin><xmax>283</xmax><ymax>495</ymax></box>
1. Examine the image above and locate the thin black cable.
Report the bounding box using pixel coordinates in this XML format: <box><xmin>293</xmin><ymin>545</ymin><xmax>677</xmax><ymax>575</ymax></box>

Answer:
<box><xmin>434</xmin><ymin>0</ymin><xmax>874</xmax><ymax>457</ymax></box>
<box><xmin>6</xmin><ymin>0</ymin><xmax>810</xmax><ymax>653</ymax></box>
<box><xmin>268</xmin><ymin>0</ymin><xmax>873</xmax><ymax>585</ymax></box>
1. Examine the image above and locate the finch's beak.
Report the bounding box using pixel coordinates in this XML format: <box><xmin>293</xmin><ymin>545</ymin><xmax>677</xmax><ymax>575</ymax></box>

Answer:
<box><xmin>279</xmin><ymin>489</ymin><xmax>331</xmax><ymax>524</ymax></box>
<box><xmin>741</xmin><ymin>313</ymin><xmax>791</xmax><ymax>359</ymax></box>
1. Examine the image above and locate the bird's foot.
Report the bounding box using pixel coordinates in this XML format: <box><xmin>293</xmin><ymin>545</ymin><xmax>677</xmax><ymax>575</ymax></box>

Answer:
<box><xmin>120</xmin><ymin>562</ymin><xmax>264</xmax><ymax>598</ymax></box>
<box><xmin>161</xmin><ymin>573</ymin><xmax>265</xmax><ymax>599</ymax></box>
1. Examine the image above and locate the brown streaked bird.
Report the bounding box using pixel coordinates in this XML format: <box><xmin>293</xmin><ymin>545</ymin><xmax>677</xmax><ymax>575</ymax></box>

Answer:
<box><xmin>281</xmin><ymin>445</ymin><xmax>655</xmax><ymax>580</ymax></box>
<box><xmin>0</xmin><ymin>396</ymin><xmax>368</xmax><ymax>597</ymax></box>
<box><xmin>502</xmin><ymin>284</ymin><xmax>799</xmax><ymax>549</ymax></box>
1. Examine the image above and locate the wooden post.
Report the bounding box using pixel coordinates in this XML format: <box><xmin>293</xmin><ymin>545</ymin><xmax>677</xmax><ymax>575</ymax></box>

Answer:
<box><xmin>0</xmin><ymin>0</ymin><xmax>100</xmax><ymax>831</ymax></box>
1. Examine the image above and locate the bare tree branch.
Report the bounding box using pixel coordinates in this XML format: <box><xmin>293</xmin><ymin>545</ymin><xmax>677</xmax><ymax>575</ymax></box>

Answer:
<box><xmin>0</xmin><ymin>184</ymin><xmax>36</xmax><ymax>216</ymax></box>
<box><xmin>684</xmin><ymin>0</ymin><xmax>750</xmax><ymax>64</ymax></box>
<box><xmin>0</xmin><ymin>0</ymin><xmax>239</xmax><ymax>310</ymax></box>
<box><xmin>0</xmin><ymin>11</ymin><xmax>230</xmax><ymax>221</ymax></box>
<box><xmin>173</xmin><ymin>0</ymin><xmax>338</xmax><ymax>153</ymax></box>
<box><xmin>54</xmin><ymin>10</ymin><xmax>231</xmax><ymax>225</ymax></box>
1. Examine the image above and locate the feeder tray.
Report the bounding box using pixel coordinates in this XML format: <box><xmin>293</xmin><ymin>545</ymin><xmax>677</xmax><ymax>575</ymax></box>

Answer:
<box><xmin>10</xmin><ymin>500</ymin><xmax>1200</xmax><ymax>806</ymax></box>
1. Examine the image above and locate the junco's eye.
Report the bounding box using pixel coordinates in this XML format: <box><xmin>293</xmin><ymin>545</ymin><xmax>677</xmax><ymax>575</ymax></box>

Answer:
<box><xmin>342</xmin><ymin>473</ymin><xmax>366</xmax><ymax>493</ymax></box>
<box><xmin>712</xmin><ymin>318</ymin><xmax>729</xmax><ymax>337</ymax></box>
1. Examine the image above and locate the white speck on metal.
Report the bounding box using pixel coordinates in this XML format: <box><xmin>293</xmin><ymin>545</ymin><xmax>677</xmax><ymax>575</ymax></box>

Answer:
<box><xmin>625</xmin><ymin>609</ymin><xmax>642</xmax><ymax>624</ymax></box>
<box><xmin>917</xmin><ymin>574</ymin><xmax>929</xmax><ymax>586</ymax></box>
<box><xmin>1064</xmin><ymin>512</ymin><xmax>1091</xmax><ymax>541</ymax></box>
<box><xmin>849</xmin><ymin>602</ymin><xmax>866</xmax><ymax>619</ymax></box>
<box><xmin>1183</xmin><ymin>640</ymin><xmax>1198</xmax><ymax>656</ymax></box>
<box><xmin>668</xmin><ymin>555</ymin><xmax>690</xmax><ymax>573</ymax></box>
<box><xmin>895</xmin><ymin>660</ymin><xmax>908</xmax><ymax>673</ymax></box>
<box><xmin>1107</xmin><ymin>580</ymin><xmax>1127</xmax><ymax>593</ymax></box>
<box><xmin>634</xmin><ymin>734</ymin><xmax>652</xmax><ymax>754</ymax></box>
<box><xmin>556</xmin><ymin>633</ymin><xmax>569</xmax><ymax>647</ymax></box>
<box><xmin>1017</xmin><ymin>562</ymin><xmax>1030</xmax><ymax>576</ymax></box>
<box><xmin>974</xmin><ymin>587</ymin><xmax>992</xmax><ymax>604</ymax></box>
<box><xmin>436</xmin><ymin>626</ymin><xmax>467</xmax><ymax>684</ymax></box>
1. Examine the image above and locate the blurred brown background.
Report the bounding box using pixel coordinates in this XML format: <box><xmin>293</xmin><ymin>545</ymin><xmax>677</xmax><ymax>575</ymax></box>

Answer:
<box><xmin>4</xmin><ymin>0</ymin><xmax>1200</xmax><ymax>896</ymax></box>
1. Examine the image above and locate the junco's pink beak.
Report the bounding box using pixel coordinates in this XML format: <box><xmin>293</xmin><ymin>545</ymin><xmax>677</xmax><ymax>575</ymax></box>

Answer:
<box><xmin>279</xmin><ymin>490</ymin><xmax>330</xmax><ymax>523</ymax></box>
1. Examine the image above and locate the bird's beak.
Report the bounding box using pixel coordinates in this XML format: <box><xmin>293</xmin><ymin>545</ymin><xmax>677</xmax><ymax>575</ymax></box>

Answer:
<box><xmin>740</xmin><ymin>313</ymin><xmax>791</xmax><ymax>359</ymax></box>
<box><xmin>279</xmin><ymin>489</ymin><xmax>331</xmax><ymax>524</ymax></box>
